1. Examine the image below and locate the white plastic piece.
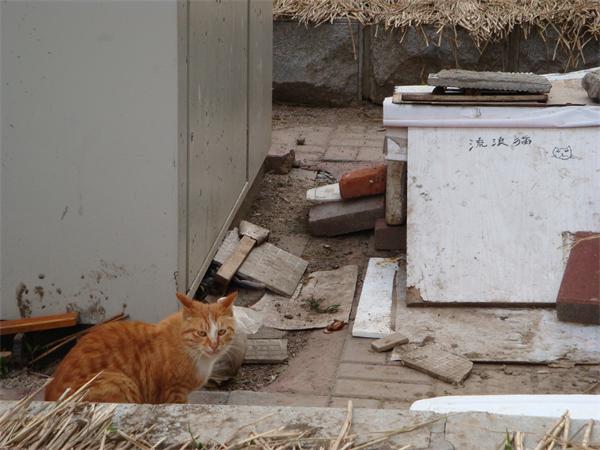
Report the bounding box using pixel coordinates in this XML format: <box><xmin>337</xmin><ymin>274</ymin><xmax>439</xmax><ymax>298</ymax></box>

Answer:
<box><xmin>410</xmin><ymin>395</ymin><xmax>600</xmax><ymax>420</ymax></box>
<box><xmin>352</xmin><ymin>257</ymin><xmax>398</xmax><ymax>338</ymax></box>
<box><xmin>306</xmin><ymin>183</ymin><xmax>341</xmax><ymax>204</ymax></box>
<box><xmin>233</xmin><ymin>306</ymin><xmax>263</xmax><ymax>334</ymax></box>
<box><xmin>384</xmin><ymin>135</ymin><xmax>407</xmax><ymax>162</ymax></box>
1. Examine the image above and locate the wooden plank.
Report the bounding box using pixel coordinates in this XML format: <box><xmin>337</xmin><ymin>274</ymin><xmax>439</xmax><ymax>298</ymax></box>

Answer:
<box><xmin>407</xmin><ymin>127</ymin><xmax>600</xmax><ymax>304</ymax></box>
<box><xmin>214</xmin><ymin>230</ymin><xmax>308</xmax><ymax>296</ymax></box>
<box><xmin>399</xmin><ymin>345</ymin><xmax>473</xmax><ymax>384</ymax></box>
<box><xmin>244</xmin><ymin>338</ymin><xmax>288</xmax><ymax>364</ymax></box>
<box><xmin>393</xmin><ymin>265</ymin><xmax>600</xmax><ymax>363</ymax></box>
<box><xmin>352</xmin><ymin>258</ymin><xmax>398</xmax><ymax>338</ymax></box>
<box><xmin>215</xmin><ymin>235</ymin><xmax>256</xmax><ymax>285</ymax></box>
<box><xmin>0</xmin><ymin>312</ymin><xmax>79</xmax><ymax>336</ymax></box>
<box><xmin>371</xmin><ymin>332</ymin><xmax>409</xmax><ymax>352</ymax></box>
<box><xmin>401</xmin><ymin>92</ymin><xmax>548</xmax><ymax>103</ymax></box>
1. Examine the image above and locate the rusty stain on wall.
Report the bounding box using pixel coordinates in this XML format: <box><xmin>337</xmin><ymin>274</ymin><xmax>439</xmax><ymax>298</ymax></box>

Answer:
<box><xmin>16</xmin><ymin>282</ymin><xmax>32</xmax><ymax>318</ymax></box>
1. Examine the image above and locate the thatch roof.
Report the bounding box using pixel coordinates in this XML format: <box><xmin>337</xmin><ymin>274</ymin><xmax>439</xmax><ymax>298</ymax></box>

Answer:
<box><xmin>274</xmin><ymin>1</ymin><xmax>600</xmax><ymax>63</ymax></box>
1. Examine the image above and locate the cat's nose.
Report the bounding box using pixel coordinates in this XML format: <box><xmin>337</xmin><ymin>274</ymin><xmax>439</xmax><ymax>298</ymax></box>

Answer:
<box><xmin>209</xmin><ymin>341</ymin><xmax>218</xmax><ymax>351</ymax></box>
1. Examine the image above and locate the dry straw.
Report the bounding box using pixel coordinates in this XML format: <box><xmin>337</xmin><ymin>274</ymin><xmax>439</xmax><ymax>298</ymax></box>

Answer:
<box><xmin>273</xmin><ymin>0</ymin><xmax>600</xmax><ymax>68</ymax></box>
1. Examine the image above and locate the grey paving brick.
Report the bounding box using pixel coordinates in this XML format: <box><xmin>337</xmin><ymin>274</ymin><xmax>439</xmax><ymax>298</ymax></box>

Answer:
<box><xmin>338</xmin><ymin>363</ymin><xmax>433</xmax><ymax>384</ymax></box>
<box><xmin>188</xmin><ymin>390</ymin><xmax>230</xmax><ymax>405</ymax></box>
<box><xmin>341</xmin><ymin>335</ymin><xmax>387</xmax><ymax>364</ymax></box>
<box><xmin>329</xmin><ymin>396</ymin><xmax>381</xmax><ymax>409</ymax></box>
<box><xmin>323</xmin><ymin>146</ymin><xmax>359</xmax><ymax>161</ymax></box>
<box><xmin>228</xmin><ymin>390</ymin><xmax>329</xmax><ymax>407</ymax></box>
<box><xmin>334</xmin><ymin>378</ymin><xmax>434</xmax><ymax>402</ymax></box>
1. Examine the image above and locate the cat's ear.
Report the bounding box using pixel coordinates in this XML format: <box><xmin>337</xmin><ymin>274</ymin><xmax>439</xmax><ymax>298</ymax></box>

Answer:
<box><xmin>176</xmin><ymin>292</ymin><xmax>195</xmax><ymax>311</ymax></box>
<box><xmin>217</xmin><ymin>291</ymin><xmax>237</xmax><ymax>310</ymax></box>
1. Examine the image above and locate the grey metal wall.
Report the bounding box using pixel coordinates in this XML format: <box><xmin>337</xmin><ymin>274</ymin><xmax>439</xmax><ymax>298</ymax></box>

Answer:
<box><xmin>0</xmin><ymin>0</ymin><xmax>272</xmax><ymax>323</ymax></box>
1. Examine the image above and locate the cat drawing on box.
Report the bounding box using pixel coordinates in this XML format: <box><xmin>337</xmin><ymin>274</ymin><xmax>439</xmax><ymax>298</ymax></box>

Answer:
<box><xmin>45</xmin><ymin>291</ymin><xmax>237</xmax><ymax>403</ymax></box>
<box><xmin>552</xmin><ymin>145</ymin><xmax>573</xmax><ymax>160</ymax></box>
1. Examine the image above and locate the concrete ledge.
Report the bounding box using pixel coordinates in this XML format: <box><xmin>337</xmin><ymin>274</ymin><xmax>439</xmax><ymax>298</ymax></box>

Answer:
<box><xmin>1</xmin><ymin>400</ymin><xmax>599</xmax><ymax>449</ymax></box>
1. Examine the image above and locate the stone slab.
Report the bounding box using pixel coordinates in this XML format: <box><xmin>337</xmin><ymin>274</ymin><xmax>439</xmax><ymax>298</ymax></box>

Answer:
<box><xmin>334</xmin><ymin>378</ymin><xmax>434</xmax><ymax>402</ymax></box>
<box><xmin>394</xmin><ymin>265</ymin><xmax>600</xmax><ymax>363</ymax></box>
<box><xmin>251</xmin><ymin>265</ymin><xmax>358</xmax><ymax>330</ymax></box>
<box><xmin>329</xmin><ymin>397</ymin><xmax>381</xmax><ymax>409</ymax></box>
<box><xmin>340</xmin><ymin>335</ymin><xmax>387</xmax><ymax>365</ymax></box>
<box><xmin>338</xmin><ymin>362</ymin><xmax>433</xmax><ymax>384</ymax></box>
<box><xmin>556</xmin><ymin>232</ymin><xmax>600</xmax><ymax>324</ymax></box>
<box><xmin>214</xmin><ymin>229</ymin><xmax>308</xmax><ymax>296</ymax></box>
<box><xmin>244</xmin><ymin>339</ymin><xmax>288</xmax><ymax>364</ymax></box>
<box><xmin>188</xmin><ymin>390</ymin><xmax>230</xmax><ymax>405</ymax></box>
<box><xmin>427</xmin><ymin>69</ymin><xmax>552</xmax><ymax>93</ymax></box>
<box><xmin>228</xmin><ymin>390</ymin><xmax>329</xmax><ymax>407</ymax></box>
<box><xmin>371</xmin><ymin>332</ymin><xmax>409</xmax><ymax>352</ymax></box>
<box><xmin>309</xmin><ymin>196</ymin><xmax>384</xmax><ymax>237</ymax></box>
<box><xmin>398</xmin><ymin>345</ymin><xmax>473</xmax><ymax>385</ymax></box>
<box><xmin>273</xmin><ymin>21</ymin><xmax>359</xmax><ymax>105</ymax></box>
<box><xmin>352</xmin><ymin>257</ymin><xmax>398</xmax><ymax>338</ymax></box>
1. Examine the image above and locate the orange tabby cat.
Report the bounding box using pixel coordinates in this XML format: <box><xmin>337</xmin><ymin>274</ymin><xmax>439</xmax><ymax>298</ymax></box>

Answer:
<box><xmin>45</xmin><ymin>291</ymin><xmax>236</xmax><ymax>403</ymax></box>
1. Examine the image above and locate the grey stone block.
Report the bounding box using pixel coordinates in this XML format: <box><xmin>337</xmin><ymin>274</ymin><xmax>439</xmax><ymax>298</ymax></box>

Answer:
<box><xmin>515</xmin><ymin>29</ymin><xmax>600</xmax><ymax>74</ymax></box>
<box><xmin>273</xmin><ymin>20</ymin><xmax>359</xmax><ymax>105</ymax></box>
<box><xmin>365</xmin><ymin>26</ymin><xmax>509</xmax><ymax>102</ymax></box>
<box><xmin>308</xmin><ymin>196</ymin><xmax>384</xmax><ymax>237</ymax></box>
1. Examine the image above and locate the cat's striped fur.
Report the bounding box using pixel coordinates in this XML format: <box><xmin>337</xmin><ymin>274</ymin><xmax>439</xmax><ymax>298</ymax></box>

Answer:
<box><xmin>45</xmin><ymin>292</ymin><xmax>236</xmax><ymax>403</ymax></box>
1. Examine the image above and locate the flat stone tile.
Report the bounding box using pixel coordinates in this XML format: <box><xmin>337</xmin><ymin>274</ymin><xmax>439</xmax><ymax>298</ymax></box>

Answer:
<box><xmin>380</xmin><ymin>400</ymin><xmax>413</xmax><ymax>410</ymax></box>
<box><xmin>340</xmin><ymin>335</ymin><xmax>387</xmax><ymax>364</ymax></box>
<box><xmin>338</xmin><ymin>363</ymin><xmax>433</xmax><ymax>384</ymax></box>
<box><xmin>329</xmin><ymin>396</ymin><xmax>381</xmax><ymax>409</ymax></box>
<box><xmin>323</xmin><ymin>146</ymin><xmax>359</xmax><ymax>161</ymax></box>
<box><xmin>273</xmin><ymin>232</ymin><xmax>310</xmax><ymax>257</ymax></box>
<box><xmin>295</xmin><ymin>150</ymin><xmax>324</xmax><ymax>164</ymax></box>
<box><xmin>295</xmin><ymin>144</ymin><xmax>327</xmax><ymax>153</ymax></box>
<box><xmin>331</xmin><ymin>137</ymin><xmax>384</xmax><ymax>148</ymax></box>
<box><xmin>356</xmin><ymin>146</ymin><xmax>384</xmax><ymax>162</ymax></box>
<box><xmin>228</xmin><ymin>390</ymin><xmax>329</xmax><ymax>407</ymax></box>
<box><xmin>301</xmin><ymin>131</ymin><xmax>333</xmax><ymax>146</ymax></box>
<box><xmin>188</xmin><ymin>390</ymin><xmax>230</xmax><ymax>405</ymax></box>
<box><xmin>334</xmin><ymin>378</ymin><xmax>434</xmax><ymax>402</ymax></box>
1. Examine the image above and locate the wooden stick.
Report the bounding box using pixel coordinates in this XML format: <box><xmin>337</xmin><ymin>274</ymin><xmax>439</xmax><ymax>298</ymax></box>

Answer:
<box><xmin>28</xmin><ymin>313</ymin><xmax>126</xmax><ymax>364</ymax></box>
<box><xmin>534</xmin><ymin>412</ymin><xmax>568</xmax><ymax>450</ymax></box>
<box><xmin>0</xmin><ymin>312</ymin><xmax>78</xmax><ymax>336</ymax></box>
<box><xmin>330</xmin><ymin>401</ymin><xmax>353</xmax><ymax>450</ymax></box>
<box><xmin>582</xmin><ymin>419</ymin><xmax>594</xmax><ymax>449</ymax></box>
<box><xmin>562</xmin><ymin>412</ymin><xmax>570</xmax><ymax>450</ymax></box>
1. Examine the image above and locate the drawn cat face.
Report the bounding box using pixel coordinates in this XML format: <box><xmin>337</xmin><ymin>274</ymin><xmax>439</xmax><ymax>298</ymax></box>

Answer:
<box><xmin>177</xmin><ymin>292</ymin><xmax>236</xmax><ymax>358</ymax></box>
<box><xmin>552</xmin><ymin>146</ymin><xmax>573</xmax><ymax>160</ymax></box>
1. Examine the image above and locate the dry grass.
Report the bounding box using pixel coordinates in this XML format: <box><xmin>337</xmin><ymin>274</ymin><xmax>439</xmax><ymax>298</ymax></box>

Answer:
<box><xmin>273</xmin><ymin>0</ymin><xmax>600</xmax><ymax>68</ymax></box>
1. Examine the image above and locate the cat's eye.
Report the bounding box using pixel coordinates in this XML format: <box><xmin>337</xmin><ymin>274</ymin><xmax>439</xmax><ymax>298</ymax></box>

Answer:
<box><xmin>196</xmin><ymin>331</ymin><xmax>207</xmax><ymax>337</ymax></box>
<box><xmin>218</xmin><ymin>329</ymin><xmax>226</xmax><ymax>336</ymax></box>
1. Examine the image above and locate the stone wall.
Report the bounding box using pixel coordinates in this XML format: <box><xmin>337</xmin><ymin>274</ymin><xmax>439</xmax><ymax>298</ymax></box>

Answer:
<box><xmin>273</xmin><ymin>20</ymin><xmax>600</xmax><ymax>105</ymax></box>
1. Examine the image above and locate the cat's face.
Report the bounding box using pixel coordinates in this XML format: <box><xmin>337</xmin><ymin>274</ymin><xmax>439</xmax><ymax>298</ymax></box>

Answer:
<box><xmin>552</xmin><ymin>145</ymin><xmax>573</xmax><ymax>160</ymax></box>
<box><xmin>176</xmin><ymin>292</ymin><xmax>236</xmax><ymax>359</ymax></box>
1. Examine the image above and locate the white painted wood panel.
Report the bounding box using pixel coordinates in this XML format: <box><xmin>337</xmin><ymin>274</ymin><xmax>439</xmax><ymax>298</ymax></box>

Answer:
<box><xmin>407</xmin><ymin>126</ymin><xmax>600</xmax><ymax>304</ymax></box>
<box><xmin>352</xmin><ymin>257</ymin><xmax>398</xmax><ymax>338</ymax></box>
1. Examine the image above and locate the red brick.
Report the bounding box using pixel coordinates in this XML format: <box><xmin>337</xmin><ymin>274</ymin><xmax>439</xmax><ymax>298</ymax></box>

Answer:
<box><xmin>308</xmin><ymin>196</ymin><xmax>384</xmax><ymax>237</ymax></box>
<box><xmin>339</xmin><ymin>165</ymin><xmax>386</xmax><ymax>199</ymax></box>
<box><xmin>374</xmin><ymin>218</ymin><xmax>406</xmax><ymax>251</ymax></box>
<box><xmin>556</xmin><ymin>232</ymin><xmax>600</xmax><ymax>325</ymax></box>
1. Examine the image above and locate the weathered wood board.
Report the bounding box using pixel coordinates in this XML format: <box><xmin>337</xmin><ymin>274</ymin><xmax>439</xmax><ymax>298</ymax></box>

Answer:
<box><xmin>251</xmin><ymin>265</ymin><xmax>358</xmax><ymax>330</ymax></box>
<box><xmin>244</xmin><ymin>338</ymin><xmax>288</xmax><ymax>364</ymax></box>
<box><xmin>407</xmin><ymin>127</ymin><xmax>600</xmax><ymax>304</ymax></box>
<box><xmin>394</xmin><ymin>266</ymin><xmax>600</xmax><ymax>363</ymax></box>
<box><xmin>352</xmin><ymin>258</ymin><xmax>398</xmax><ymax>338</ymax></box>
<box><xmin>214</xmin><ymin>230</ymin><xmax>308</xmax><ymax>296</ymax></box>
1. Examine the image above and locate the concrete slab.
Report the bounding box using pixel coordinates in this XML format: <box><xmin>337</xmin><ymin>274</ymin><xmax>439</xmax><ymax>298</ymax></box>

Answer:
<box><xmin>228</xmin><ymin>390</ymin><xmax>329</xmax><ymax>407</ymax></box>
<box><xmin>394</xmin><ymin>265</ymin><xmax>600</xmax><ymax>364</ymax></box>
